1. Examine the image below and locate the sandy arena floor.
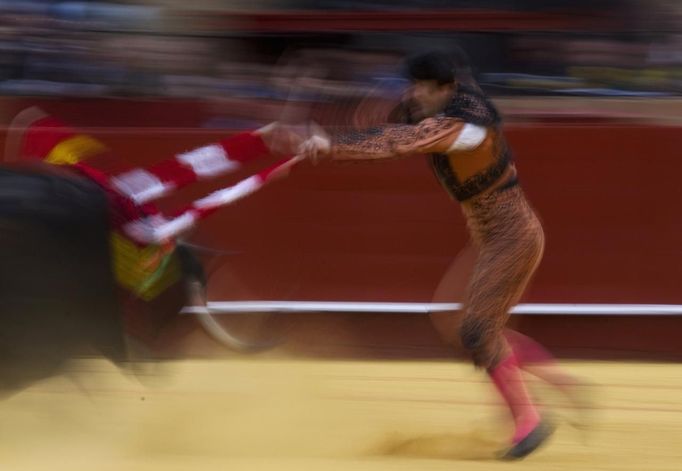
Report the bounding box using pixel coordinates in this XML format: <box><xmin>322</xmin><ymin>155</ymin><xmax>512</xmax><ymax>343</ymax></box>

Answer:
<box><xmin>0</xmin><ymin>357</ymin><xmax>679</xmax><ymax>471</ymax></box>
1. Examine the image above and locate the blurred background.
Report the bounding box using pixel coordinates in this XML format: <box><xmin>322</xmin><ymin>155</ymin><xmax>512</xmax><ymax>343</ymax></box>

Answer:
<box><xmin>0</xmin><ymin>0</ymin><xmax>679</xmax><ymax>100</ymax></box>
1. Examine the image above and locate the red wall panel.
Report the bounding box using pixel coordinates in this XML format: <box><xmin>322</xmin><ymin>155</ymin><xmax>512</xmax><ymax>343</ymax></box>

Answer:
<box><xmin>2</xmin><ymin>99</ymin><xmax>680</xmax><ymax>308</ymax></box>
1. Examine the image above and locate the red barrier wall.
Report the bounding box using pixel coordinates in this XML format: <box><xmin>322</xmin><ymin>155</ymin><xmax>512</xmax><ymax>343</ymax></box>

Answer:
<box><xmin>1</xmin><ymin>102</ymin><xmax>680</xmax><ymax>305</ymax></box>
<box><xmin>2</xmin><ymin>99</ymin><xmax>680</xmax><ymax>358</ymax></box>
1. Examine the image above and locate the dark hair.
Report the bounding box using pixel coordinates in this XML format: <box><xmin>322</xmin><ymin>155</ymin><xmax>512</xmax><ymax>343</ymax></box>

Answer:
<box><xmin>405</xmin><ymin>51</ymin><xmax>456</xmax><ymax>85</ymax></box>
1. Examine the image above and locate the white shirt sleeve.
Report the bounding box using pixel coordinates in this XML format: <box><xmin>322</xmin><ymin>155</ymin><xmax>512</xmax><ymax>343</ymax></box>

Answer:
<box><xmin>446</xmin><ymin>123</ymin><xmax>487</xmax><ymax>153</ymax></box>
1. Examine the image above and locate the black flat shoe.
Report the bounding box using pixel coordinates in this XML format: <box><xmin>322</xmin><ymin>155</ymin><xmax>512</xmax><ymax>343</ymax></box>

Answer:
<box><xmin>499</xmin><ymin>419</ymin><xmax>556</xmax><ymax>460</ymax></box>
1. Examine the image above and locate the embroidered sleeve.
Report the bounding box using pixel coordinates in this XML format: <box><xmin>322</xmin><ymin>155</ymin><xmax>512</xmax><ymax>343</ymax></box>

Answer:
<box><xmin>330</xmin><ymin>117</ymin><xmax>465</xmax><ymax>161</ymax></box>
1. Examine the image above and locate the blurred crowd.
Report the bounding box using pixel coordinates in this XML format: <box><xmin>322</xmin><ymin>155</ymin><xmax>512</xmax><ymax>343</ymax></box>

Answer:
<box><xmin>0</xmin><ymin>0</ymin><xmax>680</xmax><ymax>99</ymax></box>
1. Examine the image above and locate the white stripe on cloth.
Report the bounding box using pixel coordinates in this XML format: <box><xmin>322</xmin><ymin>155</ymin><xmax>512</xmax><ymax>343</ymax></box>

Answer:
<box><xmin>176</xmin><ymin>144</ymin><xmax>239</xmax><ymax>178</ymax></box>
<box><xmin>122</xmin><ymin>212</ymin><xmax>199</xmax><ymax>245</ymax></box>
<box><xmin>121</xmin><ymin>156</ymin><xmax>300</xmax><ymax>244</ymax></box>
<box><xmin>110</xmin><ymin>169</ymin><xmax>175</xmax><ymax>204</ymax></box>
<box><xmin>193</xmin><ymin>175</ymin><xmax>263</xmax><ymax>210</ymax></box>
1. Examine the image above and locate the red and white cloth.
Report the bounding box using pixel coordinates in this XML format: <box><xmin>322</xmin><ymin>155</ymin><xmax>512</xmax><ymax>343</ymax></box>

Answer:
<box><xmin>121</xmin><ymin>154</ymin><xmax>302</xmax><ymax>244</ymax></box>
<box><xmin>17</xmin><ymin>115</ymin><xmax>300</xmax><ymax>245</ymax></box>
